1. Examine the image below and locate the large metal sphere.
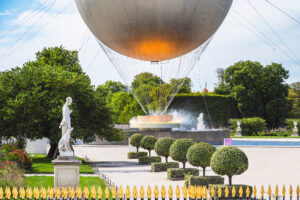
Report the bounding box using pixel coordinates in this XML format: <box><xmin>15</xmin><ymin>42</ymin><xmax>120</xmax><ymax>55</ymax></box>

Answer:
<box><xmin>75</xmin><ymin>0</ymin><xmax>232</xmax><ymax>61</ymax></box>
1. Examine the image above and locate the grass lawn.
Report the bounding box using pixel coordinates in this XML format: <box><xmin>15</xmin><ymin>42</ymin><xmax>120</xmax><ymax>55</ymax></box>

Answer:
<box><xmin>25</xmin><ymin>176</ymin><xmax>106</xmax><ymax>189</ymax></box>
<box><xmin>28</xmin><ymin>154</ymin><xmax>94</xmax><ymax>174</ymax></box>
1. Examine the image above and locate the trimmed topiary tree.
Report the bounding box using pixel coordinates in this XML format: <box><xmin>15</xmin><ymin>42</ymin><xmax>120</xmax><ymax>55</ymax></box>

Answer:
<box><xmin>140</xmin><ymin>136</ymin><xmax>157</xmax><ymax>156</ymax></box>
<box><xmin>187</xmin><ymin>142</ymin><xmax>216</xmax><ymax>176</ymax></box>
<box><xmin>154</xmin><ymin>137</ymin><xmax>176</xmax><ymax>162</ymax></box>
<box><xmin>169</xmin><ymin>139</ymin><xmax>196</xmax><ymax>170</ymax></box>
<box><xmin>129</xmin><ymin>134</ymin><xmax>144</xmax><ymax>152</ymax></box>
<box><xmin>211</xmin><ymin>146</ymin><xmax>248</xmax><ymax>185</ymax></box>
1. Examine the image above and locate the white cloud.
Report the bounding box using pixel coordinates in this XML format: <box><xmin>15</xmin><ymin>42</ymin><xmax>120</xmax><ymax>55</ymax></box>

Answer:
<box><xmin>0</xmin><ymin>0</ymin><xmax>299</xmax><ymax>91</ymax></box>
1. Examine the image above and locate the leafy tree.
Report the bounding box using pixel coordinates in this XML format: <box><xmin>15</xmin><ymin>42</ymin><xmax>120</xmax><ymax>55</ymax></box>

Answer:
<box><xmin>0</xmin><ymin>47</ymin><xmax>121</xmax><ymax>158</ymax></box>
<box><xmin>154</xmin><ymin>137</ymin><xmax>176</xmax><ymax>162</ymax></box>
<box><xmin>29</xmin><ymin>46</ymin><xmax>83</xmax><ymax>74</ymax></box>
<box><xmin>211</xmin><ymin>146</ymin><xmax>248</xmax><ymax>185</ymax></box>
<box><xmin>289</xmin><ymin>82</ymin><xmax>300</xmax><ymax>98</ymax></box>
<box><xmin>186</xmin><ymin>142</ymin><xmax>216</xmax><ymax>176</ymax></box>
<box><xmin>129</xmin><ymin>134</ymin><xmax>144</xmax><ymax>152</ymax></box>
<box><xmin>140</xmin><ymin>136</ymin><xmax>157</xmax><ymax>156</ymax></box>
<box><xmin>169</xmin><ymin>77</ymin><xmax>192</xmax><ymax>94</ymax></box>
<box><xmin>214</xmin><ymin>61</ymin><xmax>289</xmax><ymax>127</ymax></box>
<box><xmin>169</xmin><ymin>139</ymin><xmax>196</xmax><ymax>170</ymax></box>
<box><xmin>131</xmin><ymin>72</ymin><xmax>163</xmax><ymax>91</ymax></box>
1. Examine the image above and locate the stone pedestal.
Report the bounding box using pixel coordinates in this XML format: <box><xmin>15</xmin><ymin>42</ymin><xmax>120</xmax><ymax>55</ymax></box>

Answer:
<box><xmin>292</xmin><ymin>127</ymin><xmax>299</xmax><ymax>136</ymax></box>
<box><xmin>52</xmin><ymin>156</ymin><xmax>82</xmax><ymax>188</ymax></box>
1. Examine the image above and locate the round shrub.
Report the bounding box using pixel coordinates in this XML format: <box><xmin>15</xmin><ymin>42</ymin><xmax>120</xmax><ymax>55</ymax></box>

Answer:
<box><xmin>169</xmin><ymin>139</ymin><xmax>196</xmax><ymax>169</ymax></box>
<box><xmin>187</xmin><ymin>142</ymin><xmax>216</xmax><ymax>176</ymax></box>
<box><xmin>154</xmin><ymin>137</ymin><xmax>176</xmax><ymax>162</ymax></box>
<box><xmin>211</xmin><ymin>146</ymin><xmax>248</xmax><ymax>185</ymax></box>
<box><xmin>140</xmin><ymin>136</ymin><xmax>157</xmax><ymax>156</ymax></box>
<box><xmin>129</xmin><ymin>134</ymin><xmax>144</xmax><ymax>152</ymax></box>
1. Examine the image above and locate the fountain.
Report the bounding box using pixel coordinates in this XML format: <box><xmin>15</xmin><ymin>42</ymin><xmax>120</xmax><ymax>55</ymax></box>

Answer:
<box><xmin>129</xmin><ymin>111</ymin><xmax>229</xmax><ymax>145</ymax></box>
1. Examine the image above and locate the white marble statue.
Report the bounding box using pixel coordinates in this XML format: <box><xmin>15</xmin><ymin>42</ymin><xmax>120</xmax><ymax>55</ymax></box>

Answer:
<box><xmin>58</xmin><ymin>97</ymin><xmax>74</xmax><ymax>156</ymax></box>
<box><xmin>197</xmin><ymin>113</ymin><xmax>206</xmax><ymax>130</ymax></box>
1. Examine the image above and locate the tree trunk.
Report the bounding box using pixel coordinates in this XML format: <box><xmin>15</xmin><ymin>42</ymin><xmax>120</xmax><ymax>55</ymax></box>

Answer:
<box><xmin>165</xmin><ymin>156</ymin><xmax>168</xmax><ymax>163</ymax></box>
<box><xmin>148</xmin><ymin>149</ymin><xmax>151</xmax><ymax>156</ymax></box>
<box><xmin>47</xmin><ymin>143</ymin><xmax>58</xmax><ymax>159</ymax></box>
<box><xmin>183</xmin><ymin>162</ymin><xmax>186</xmax><ymax>170</ymax></box>
<box><xmin>228</xmin><ymin>175</ymin><xmax>232</xmax><ymax>185</ymax></box>
<box><xmin>137</xmin><ymin>147</ymin><xmax>139</xmax><ymax>152</ymax></box>
<box><xmin>203</xmin><ymin>167</ymin><xmax>206</xmax><ymax>176</ymax></box>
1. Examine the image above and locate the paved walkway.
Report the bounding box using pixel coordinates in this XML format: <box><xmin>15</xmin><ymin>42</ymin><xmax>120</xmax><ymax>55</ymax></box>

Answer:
<box><xmin>73</xmin><ymin>145</ymin><xmax>300</xmax><ymax>189</ymax></box>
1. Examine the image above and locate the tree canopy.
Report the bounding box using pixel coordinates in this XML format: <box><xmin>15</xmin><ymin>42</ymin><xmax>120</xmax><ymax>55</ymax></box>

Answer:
<box><xmin>214</xmin><ymin>61</ymin><xmax>289</xmax><ymax>127</ymax></box>
<box><xmin>0</xmin><ymin>46</ymin><xmax>121</xmax><ymax>157</ymax></box>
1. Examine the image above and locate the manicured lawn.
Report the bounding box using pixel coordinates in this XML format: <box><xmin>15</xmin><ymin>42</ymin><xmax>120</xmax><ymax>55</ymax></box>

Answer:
<box><xmin>25</xmin><ymin>176</ymin><xmax>106</xmax><ymax>189</ymax></box>
<box><xmin>28</xmin><ymin>154</ymin><xmax>94</xmax><ymax>174</ymax></box>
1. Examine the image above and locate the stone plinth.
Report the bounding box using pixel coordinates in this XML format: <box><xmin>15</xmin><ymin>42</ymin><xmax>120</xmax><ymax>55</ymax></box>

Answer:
<box><xmin>52</xmin><ymin>156</ymin><xmax>81</xmax><ymax>188</ymax></box>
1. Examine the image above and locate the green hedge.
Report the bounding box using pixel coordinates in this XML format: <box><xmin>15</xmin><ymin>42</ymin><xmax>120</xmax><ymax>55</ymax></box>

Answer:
<box><xmin>209</xmin><ymin>184</ymin><xmax>253</xmax><ymax>199</ymax></box>
<box><xmin>151</xmin><ymin>162</ymin><xmax>179</xmax><ymax>172</ymax></box>
<box><xmin>169</xmin><ymin>93</ymin><xmax>241</xmax><ymax>128</ymax></box>
<box><xmin>229</xmin><ymin>117</ymin><xmax>267</xmax><ymax>136</ymax></box>
<box><xmin>185</xmin><ymin>175</ymin><xmax>224</xmax><ymax>187</ymax></box>
<box><xmin>138</xmin><ymin>156</ymin><xmax>161</xmax><ymax>165</ymax></box>
<box><xmin>167</xmin><ymin>168</ymin><xmax>199</xmax><ymax>180</ymax></box>
<box><xmin>127</xmin><ymin>152</ymin><xmax>148</xmax><ymax>159</ymax></box>
<box><xmin>286</xmin><ymin>118</ymin><xmax>300</xmax><ymax>135</ymax></box>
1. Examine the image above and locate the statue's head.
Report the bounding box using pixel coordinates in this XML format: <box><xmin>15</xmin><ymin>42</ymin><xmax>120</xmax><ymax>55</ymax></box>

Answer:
<box><xmin>66</xmin><ymin>97</ymin><xmax>72</xmax><ymax>106</ymax></box>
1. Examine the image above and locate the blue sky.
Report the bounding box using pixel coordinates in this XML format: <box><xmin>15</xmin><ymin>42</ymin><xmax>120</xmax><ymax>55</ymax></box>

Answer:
<box><xmin>0</xmin><ymin>0</ymin><xmax>299</xmax><ymax>91</ymax></box>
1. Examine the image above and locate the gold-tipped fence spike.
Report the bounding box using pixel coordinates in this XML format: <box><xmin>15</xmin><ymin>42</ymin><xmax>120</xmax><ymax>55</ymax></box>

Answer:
<box><xmin>275</xmin><ymin>185</ymin><xmax>279</xmax><ymax>197</ymax></box>
<box><xmin>239</xmin><ymin>186</ymin><xmax>243</xmax><ymax>198</ymax></box>
<box><xmin>91</xmin><ymin>186</ymin><xmax>96</xmax><ymax>199</ymax></box>
<box><xmin>5</xmin><ymin>187</ymin><xmax>11</xmax><ymax>200</ymax></box>
<box><xmin>182</xmin><ymin>186</ymin><xmax>188</xmax><ymax>199</ymax></box>
<box><xmin>282</xmin><ymin>185</ymin><xmax>286</xmax><ymax>197</ymax></box>
<box><xmin>76</xmin><ymin>187</ymin><xmax>82</xmax><ymax>198</ymax></box>
<box><xmin>19</xmin><ymin>187</ymin><xmax>25</xmax><ymax>200</ymax></box>
<box><xmin>289</xmin><ymin>185</ymin><xmax>293</xmax><ymax>197</ymax></box>
<box><xmin>70</xmin><ymin>187</ymin><xmax>75</xmax><ymax>199</ymax></box>
<box><xmin>55</xmin><ymin>187</ymin><xmax>61</xmax><ymax>198</ymax></box>
<box><xmin>154</xmin><ymin>186</ymin><xmax>159</xmax><ymax>199</ymax></box>
<box><xmin>27</xmin><ymin>187</ymin><xmax>33</xmax><ymax>199</ymax></box>
<box><xmin>161</xmin><ymin>186</ymin><xmax>166</xmax><ymax>199</ymax></box>
<box><xmin>225</xmin><ymin>186</ymin><xmax>229</xmax><ymax>198</ymax></box>
<box><xmin>126</xmin><ymin>186</ymin><xmax>130</xmax><ymax>199</ymax></box>
<box><xmin>0</xmin><ymin>188</ymin><xmax>3</xmax><ymax>200</ymax></box>
<box><xmin>97</xmin><ymin>186</ymin><xmax>102</xmax><ymax>199</ymax></box>
<box><xmin>268</xmin><ymin>185</ymin><xmax>271</xmax><ymax>197</ymax></box>
<box><xmin>202</xmin><ymin>186</ymin><xmax>207</xmax><ymax>199</ymax></box>
<box><xmin>62</xmin><ymin>187</ymin><xmax>68</xmax><ymax>199</ymax></box>
<box><xmin>232</xmin><ymin>186</ymin><xmax>236</xmax><ymax>198</ymax></box>
<box><xmin>217</xmin><ymin>186</ymin><xmax>222</xmax><ymax>198</ymax></box>
<box><xmin>84</xmin><ymin>186</ymin><xmax>89</xmax><ymax>199</ymax></box>
<box><xmin>147</xmin><ymin>186</ymin><xmax>152</xmax><ymax>199</ymax></box>
<box><xmin>47</xmin><ymin>187</ymin><xmax>53</xmax><ymax>199</ymax></box>
<box><xmin>297</xmin><ymin>185</ymin><xmax>300</xmax><ymax>197</ymax></box>
<box><xmin>41</xmin><ymin>187</ymin><xmax>47</xmax><ymax>199</ymax></box>
<box><xmin>105</xmin><ymin>186</ymin><xmax>110</xmax><ymax>199</ymax></box>
<box><xmin>176</xmin><ymin>186</ymin><xmax>180</xmax><ymax>199</ymax></box>
<box><xmin>196</xmin><ymin>186</ymin><xmax>202</xmax><ymax>199</ymax></box>
<box><xmin>12</xmin><ymin>187</ymin><xmax>18</xmax><ymax>199</ymax></box>
<box><xmin>210</xmin><ymin>186</ymin><xmax>215</xmax><ymax>198</ymax></box>
<box><xmin>188</xmin><ymin>186</ymin><xmax>193</xmax><ymax>199</ymax></box>
<box><xmin>34</xmin><ymin>186</ymin><xmax>40</xmax><ymax>199</ymax></box>
<box><xmin>119</xmin><ymin>186</ymin><xmax>124</xmax><ymax>199</ymax></box>
<box><xmin>111</xmin><ymin>186</ymin><xmax>117</xmax><ymax>199</ymax></box>
<box><xmin>246</xmin><ymin>186</ymin><xmax>250</xmax><ymax>198</ymax></box>
<box><xmin>133</xmin><ymin>186</ymin><xmax>138</xmax><ymax>199</ymax></box>
<box><xmin>168</xmin><ymin>186</ymin><xmax>173</xmax><ymax>199</ymax></box>
<box><xmin>253</xmin><ymin>186</ymin><xmax>257</xmax><ymax>198</ymax></box>
<box><xmin>140</xmin><ymin>186</ymin><xmax>145</xmax><ymax>199</ymax></box>
<box><xmin>261</xmin><ymin>185</ymin><xmax>264</xmax><ymax>198</ymax></box>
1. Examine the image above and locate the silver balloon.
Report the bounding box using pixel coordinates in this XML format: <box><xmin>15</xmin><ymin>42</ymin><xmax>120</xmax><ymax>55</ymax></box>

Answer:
<box><xmin>75</xmin><ymin>0</ymin><xmax>232</xmax><ymax>61</ymax></box>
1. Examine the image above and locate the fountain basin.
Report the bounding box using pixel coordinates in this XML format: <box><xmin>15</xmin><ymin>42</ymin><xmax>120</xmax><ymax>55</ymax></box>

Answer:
<box><xmin>130</xmin><ymin>115</ymin><xmax>180</xmax><ymax>130</ymax></box>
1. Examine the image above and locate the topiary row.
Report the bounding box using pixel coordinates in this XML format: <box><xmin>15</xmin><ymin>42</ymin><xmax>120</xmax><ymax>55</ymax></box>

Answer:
<box><xmin>128</xmin><ymin>134</ymin><xmax>249</xmax><ymax>186</ymax></box>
